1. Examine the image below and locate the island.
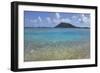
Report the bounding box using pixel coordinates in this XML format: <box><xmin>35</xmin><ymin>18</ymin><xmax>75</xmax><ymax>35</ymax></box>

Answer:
<box><xmin>55</xmin><ymin>22</ymin><xmax>90</xmax><ymax>29</ymax></box>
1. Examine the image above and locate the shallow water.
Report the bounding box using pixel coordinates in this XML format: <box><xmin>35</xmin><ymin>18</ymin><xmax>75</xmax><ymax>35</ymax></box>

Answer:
<box><xmin>24</xmin><ymin>28</ymin><xmax>90</xmax><ymax>61</ymax></box>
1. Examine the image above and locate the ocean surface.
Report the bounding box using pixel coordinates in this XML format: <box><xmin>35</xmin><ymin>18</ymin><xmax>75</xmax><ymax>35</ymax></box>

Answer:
<box><xmin>24</xmin><ymin>28</ymin><xmax>90</xmax><ymax>61</ymax></box>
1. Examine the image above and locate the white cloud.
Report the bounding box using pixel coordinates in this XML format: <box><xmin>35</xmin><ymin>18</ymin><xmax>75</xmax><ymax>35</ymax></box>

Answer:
<box><xmin>81</xmin><ymin>14</ymin><xmax>89</xmax><ymax>24</ymax></box>
<box><xmin>78</xmin><ymin>18</ymin><xmax>82</xmax><ymax>22</ymax></box>
<box><xmin>46</xmin><ymin>17</ymin><xmax>51</xmax><ymax>23</ymax></box>
<box><xmin>38</xmin><ymin>16</ymin><xmax>42</xmax><ymax>22</ymax></box>
<box><xmin>53</xmin><ymin>19</ymin><xmax>60</xmax><ymax>24</ymax></box>
<box><xmin>30</xmin><ymin>19</ymin><xmax>37</xmax><ymax>23</ymax></box>
<box><xmin>52</xmin><ymin>17</ymin><xmax>71</xmax><ymax>25</ymax></box>
<box><xmin>61</xmin><ymin>18</ymin><xmax>71</xmax><ymax>23</ymax></box>
<box><xmin>71</xmin><ymin>14</ymin><xmax>90</xmax><ymax>26</ymax></box>
<box><xmin>55</xmin><ymin>13</ymin><xmax>60</xmax><ymax>19</ymax></box>
<box><xmin>72</xmin><ymin>15</ymin><xmax>77</xmax><ymax>19</ymax></box>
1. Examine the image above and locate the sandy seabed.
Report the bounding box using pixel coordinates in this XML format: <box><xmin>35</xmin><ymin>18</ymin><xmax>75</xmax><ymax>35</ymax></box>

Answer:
<box><xmin>24</xmin><ymin>40</ymin><xmax>90</xmax><ymax>61</ymax></box>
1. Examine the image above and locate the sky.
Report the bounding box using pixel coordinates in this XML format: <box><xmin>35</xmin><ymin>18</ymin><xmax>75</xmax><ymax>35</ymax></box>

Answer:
<box><xmin>24</xmin><ymin>11</ymin><xmax>90</xmax><ymax>27</ymax></box>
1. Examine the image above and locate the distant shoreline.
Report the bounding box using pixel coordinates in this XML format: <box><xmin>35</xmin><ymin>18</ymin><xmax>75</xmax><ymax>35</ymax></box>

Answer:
<box><xmin>24</xmin><ymin>27</ymin><xmax>90</xmax><ymax>29</ymax></box>
<box><xmin>24</xmin><ymin>22</ymin><xmax>90</xmax><ymax>29</ymax></box>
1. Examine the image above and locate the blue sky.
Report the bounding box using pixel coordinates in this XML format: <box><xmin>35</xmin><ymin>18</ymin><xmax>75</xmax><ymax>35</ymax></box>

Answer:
<box><xmin>24</xmin><ymin>11</ymin><xmax>90</xmax><ymax>27</ymax></box>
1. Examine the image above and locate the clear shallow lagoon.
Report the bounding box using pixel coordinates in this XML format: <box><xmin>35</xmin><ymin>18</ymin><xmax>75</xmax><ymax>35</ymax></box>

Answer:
<box><xmin>24</xmin><ymin>28</ymin><xmax>90</xmax><ymax>61</ymax></box>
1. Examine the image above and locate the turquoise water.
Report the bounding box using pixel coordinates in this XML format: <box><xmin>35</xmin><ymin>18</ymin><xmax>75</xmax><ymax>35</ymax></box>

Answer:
<box><xmin>24</xmin><ymin>28</ymin><xmax>90</xmax><ymax>61</ymax></box>
<box><xmin>25</xmin><ymin>28</ymin><xmax>90</xmax><ymax>42</ymax></box>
